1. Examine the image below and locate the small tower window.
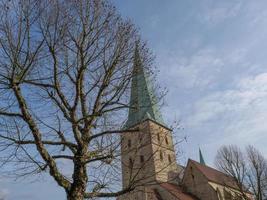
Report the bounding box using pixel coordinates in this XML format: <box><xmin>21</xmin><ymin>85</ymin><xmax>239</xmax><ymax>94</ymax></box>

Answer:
<box><xmin>165</xmin><ymin>136</ymin><xmax>169</xmax><ymax>145</ymax></box>
<box><xmin>140</xmin><ymin>155</ymin><xmax>144</xmax><ymax>163</ymax></box>
<box><xmin>168</xmin><ymin>154</ymin><xmax>172</xmax><ymax>164</ymax></box>
<box><xmin>129</xmin><ymin>158</ymin><xmax>133</xmax><ymax>169</ymax></box>
<box><xmin>160</xmin><ymin>150</ymin><xmax>163</xmax><ymax>161</ymax></box>
<box><xmin>157</xmin><ymin>133</ymin><xmax>160</xmax><ymax>143</ymax></box>
<box><xmin>128</xmin><ymin>139</ymin><xmax>131</xmax><ymax>148</ymax></box>
<box><xmin>191</xmin><ymin>174</ymin><xmax>195</xmax><ymax>180</ymax></box>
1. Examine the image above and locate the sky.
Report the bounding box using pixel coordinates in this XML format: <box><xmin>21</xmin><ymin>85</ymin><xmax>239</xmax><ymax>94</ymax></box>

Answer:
<box><xmin>2</xmin><ymin>0</ymin><xmax>267</xmax><ymax>199</ymax></box>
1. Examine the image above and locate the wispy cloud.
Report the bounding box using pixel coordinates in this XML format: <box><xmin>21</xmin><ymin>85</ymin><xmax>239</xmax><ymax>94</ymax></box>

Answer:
<box><xmin>160</xmin><ymin>48</ymin><xmax>224</xmax><ymax>90</ymax></box>
<box><xmin>186</xmin><ymin>72</ymin><xmax>267</xmax><ymax>158</ymax></box>
<box><xmin>199</xmin><ymin>0</ymin><xmax>243</xmax><ymax>25</ymax></box>
<box><xmin>188</xmin><ymin>72</ymin><xmax>267</xmax><ymax>124</ymax></box>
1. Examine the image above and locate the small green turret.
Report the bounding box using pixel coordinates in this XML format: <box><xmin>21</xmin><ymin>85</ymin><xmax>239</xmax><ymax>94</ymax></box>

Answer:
<box><xmin>199</xmin><ymin>148</ymin><xmax>206</xmax><ymax>165</ymax></box>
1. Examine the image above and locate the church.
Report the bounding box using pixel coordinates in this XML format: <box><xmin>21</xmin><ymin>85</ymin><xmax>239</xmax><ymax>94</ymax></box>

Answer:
<box><xmin>117</xmin><ymin>47</ymin><xmax>253</xmax><ymax>200</ymax></box>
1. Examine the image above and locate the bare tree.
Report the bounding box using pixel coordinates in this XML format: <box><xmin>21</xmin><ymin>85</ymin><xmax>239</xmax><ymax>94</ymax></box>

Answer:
<box><xmin>215</xmin><ymin>145</ymin><xmax>249</xmax><ymax>199</ymax></box>
<box><xmin>246</xmin><ymin>145</ymin><xmax>267</xmax><ymax>200</ymax></box>
<box><xmin>0</xmin><ymin>0</ymin><xmax>159</xmax><ymax>199</ymax></box>
<box><xmin>215</xmin><ymin>145</ymin><xmax>267</xmax><ymax>200</ymax></box>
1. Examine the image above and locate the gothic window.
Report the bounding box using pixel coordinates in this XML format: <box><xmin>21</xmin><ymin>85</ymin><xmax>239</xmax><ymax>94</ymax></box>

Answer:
<box><xmin>165</xmin><ymin>136</ymin><xmax>169</xmax><ymax>145</ymax></box>
<box><xmin>168</xmin><ymin>154</ymin><xmax>172</xmax><ymax>164</ymax></box>
<box><xmin>157</xmin><ymin>133</ymin><xmax>160</xmax><ymax>143</ymax></box>
<box><xmin>140</xmin><ymin>155</ymin><xmax>144</xmax><ymax>163</ymax></box>
<box><xmin>128</xmin><ymin>139</ymin><xmax>131</xmax><ymax>148</ymax></box>
<box><xmin>160</xmin><ymin>150</ymin><xmax>163</xmax><ymax>161</ymax></box>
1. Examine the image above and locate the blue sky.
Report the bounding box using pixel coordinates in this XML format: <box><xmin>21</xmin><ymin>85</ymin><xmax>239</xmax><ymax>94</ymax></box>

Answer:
<box><xmin>2</xmin><ymin>0</ymin><xmax>267</xmax><ymax>199</ymax></box>
<box><xmin>112</xmin><ymin>0</ymin><xmax>267</xmax><ymax>163</ymax></box>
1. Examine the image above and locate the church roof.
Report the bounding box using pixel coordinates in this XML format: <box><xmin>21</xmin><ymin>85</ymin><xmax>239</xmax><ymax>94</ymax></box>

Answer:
<box><xmin>160</xmin><ymin>183</ymin><xmax>199</xmax><ymax>200</ymax></box>
<box><xmin>124</xmin><ymin>45</ymin><xmax>165</xmax><ymax>129</ymax></box>
<box><xmin>189</xmin><ymin>159</ymin><xmax>241</xmax><ymax>191</ymax></box>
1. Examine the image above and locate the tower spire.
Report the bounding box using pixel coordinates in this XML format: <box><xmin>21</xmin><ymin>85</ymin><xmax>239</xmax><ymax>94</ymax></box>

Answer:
<box><xmin>199</xmin><ymin>148</ymin><xmax>206</xmax><ymax>165</ymax></box>
<box><xmin>125</xmin><ymin>44</ymin><xmax>164</xmax><ymax>128</ymax></box>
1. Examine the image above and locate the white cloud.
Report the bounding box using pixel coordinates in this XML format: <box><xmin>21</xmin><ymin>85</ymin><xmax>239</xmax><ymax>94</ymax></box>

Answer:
<box><xmin>185</xmin><ymin>73</ymin><xmax>267</xmax><ymax>157</ymax></box>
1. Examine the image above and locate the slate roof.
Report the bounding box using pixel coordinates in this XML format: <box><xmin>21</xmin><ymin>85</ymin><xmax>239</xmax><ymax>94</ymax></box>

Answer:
<box><xmin>160</xmin><ymin>183</ymin><xmax>199</xmax><ymax>200</ymax></box>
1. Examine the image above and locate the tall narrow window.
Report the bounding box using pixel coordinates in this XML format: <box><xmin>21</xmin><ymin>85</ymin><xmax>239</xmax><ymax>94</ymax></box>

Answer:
<box><xmin>128</xmin><ymin>139</ymin><xmax>131</xmax><ymax>148</ymax></box>
<box><xmin>165</xmin><ymin>136</ymin><xmax>169</xmax><ymax>145</ymax></box>
<box><xmin>129</xmin><ymin>158</ymin><xmax>133</xmax><ymax>169</ymax></box>
<box><xmin>160</xmin><ymin>150</ymin><xmax>163</xmax><ymax>161</ymax></box>
<box><xmin>191</xmin><ymin>174</ymin><xmax>195</xmax><ymax>180</ymax></box>
<box><xmin>140</xmin><ymin>155</ymin><xmax>144</xmax><ymax>163</ymax></box>
<box><xmin>168</xmin><ymin>154</ymin><xmax>172</xmax><ymax>164</ymax></box>
<box><xmin>217</xmin><ymin>189</ymin><xmax>223</xmax><ymax>200</ymax></box>
<box><xmin>139</xmin><ymin>135</ymin><xmax>143</xmax><ymax>143</ymax></box>
<box><xmin>157</xmin><ymin>133</ymin><xmax>160</xmax><ymax>143</ymax></box>
<box><xmin>190</xmin><ymin>166</ymin><xmax>195</xmax><ymax>180</ymax></box>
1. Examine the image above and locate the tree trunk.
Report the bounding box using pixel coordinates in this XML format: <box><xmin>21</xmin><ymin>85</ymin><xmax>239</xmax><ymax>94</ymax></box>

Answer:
<box><xmin>67</xmin><ymin>158</ymin><xmax>88</xmax><ymax>200</ymax></box>
<box><xmin>67</xmin><ymin>190</ymin><xmax>84</xmax><ymax>200</ymax></box>
<box><xmin>67</xmin><ymin>176</ymin><xmax>87</xmax><ymax>200</ymax></box>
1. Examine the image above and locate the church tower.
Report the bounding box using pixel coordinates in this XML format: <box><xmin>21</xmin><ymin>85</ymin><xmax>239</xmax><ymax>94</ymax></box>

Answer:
<box><xmin>119</xmin><ymin>46</ymin><xmax>181</xmax><ymax>200</ymax></box>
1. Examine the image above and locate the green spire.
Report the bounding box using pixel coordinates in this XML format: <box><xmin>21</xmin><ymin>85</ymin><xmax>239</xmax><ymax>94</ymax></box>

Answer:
<box><xmin>124</xmin><ymin>45</ymin><xmax>165</xmax><ymax>129</ymax></box>
<box><xmin>199</xmin><ymin>148</ymin><xmax>206</xmax><ymax>165</ymax></box>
